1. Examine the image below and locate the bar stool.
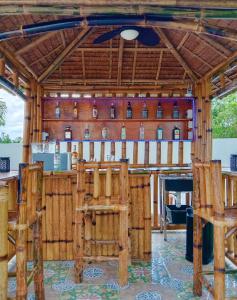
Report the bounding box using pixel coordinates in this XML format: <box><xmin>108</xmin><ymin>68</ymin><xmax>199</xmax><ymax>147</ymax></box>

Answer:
<box><xmin>73</xmin><ymin>159</ymin><xmax>129</xmax><ymax>286</ymax></box>
<box><xmin>0</xmin><ymin>162</ymin><xmax>45</xmax><ymax>300</ymax></box>
<box><xmin>193</xmin><ymin>160</ymin><xmax>237</xmax><ymax>300</ymax></box>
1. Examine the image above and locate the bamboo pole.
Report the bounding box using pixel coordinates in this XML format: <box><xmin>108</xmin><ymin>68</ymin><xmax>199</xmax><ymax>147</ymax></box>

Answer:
<box><xmin>156</xmin><ymin>142</ymin><xmax>161</xmax><ymax>164</ymax></box>
<box><xmin>214</xmin><ymin>225</ymin><xmax>225</xmax><ymax>300</ymax></box>
<box><xmin>0</xmin><ymin>185</ymin><xmax>8</xmax><ymax>300</ymax></box>
<box><xmin>90</xmin><ymin>142</ymin><xmax>94</xmax><ymax>161</ymax></box>
<box><xmin>0</xmin><ymin>56</ymin><xmax>5</xmax><ymax>76</ymax></box>
<box><xmin>101</xmin><ymin>142</ymin><xmax>105</xmax><ymax>161</ymax></box>
<box><xmin>144</xmin><ymin>141</ymin><xmax>149</xmax><ymax>164</ymax></box>
<box><xmin>122</xmin><ymin>141</ymin><xmax>126</xmax><ymax>159</ymax></box>
<box><xmin>193</xmin><ymin>215</ymin><xmax>203</xmax><ymax>296</ymax></box>
<box><xmin>133</xmin><ymin>142</ymin><xmax>138</xmax><ymax>164</ymax></box>
<box><xmin>22</xmin><ymin>88</ymin><xmax>32</xmax><ymax>163</ymax></box>
<box><xmin>153</xmin><ymin>174</ymin><xmax>158</xmax><ymax>228</ymax></box>
<box><xmin>78</xmin><ymin>142</ymin><xmax>83</xmax><ymax>160</ymax></box>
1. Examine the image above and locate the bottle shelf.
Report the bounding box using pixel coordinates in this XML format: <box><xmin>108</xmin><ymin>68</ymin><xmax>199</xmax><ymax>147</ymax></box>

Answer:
<box><xmin>60</xmin><ymin>139</ymin><xmax>193</xmax><ymax>142</ymax></box>
<box><xmin>43</xmin><ymin>118</ymin><xmax>192</xmax><ymax>122</ymax></box>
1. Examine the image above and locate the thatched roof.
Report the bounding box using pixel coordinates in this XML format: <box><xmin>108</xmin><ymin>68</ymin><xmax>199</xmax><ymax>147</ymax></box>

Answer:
<box><xmin>0</xmin><ymin>2</ymin><xmax>237</xmax><ymax>95</ymax></box>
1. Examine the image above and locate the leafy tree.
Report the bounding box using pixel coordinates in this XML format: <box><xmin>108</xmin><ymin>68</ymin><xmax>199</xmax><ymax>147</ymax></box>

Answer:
<box><xmin>0</xmin><ymin>132</ymin><xmax>11</xmax><ymax>143</ymax></box>
<box><xmin>212</xmin><ymin>92</ymin><xmax>237</xmax><ymax>138</ymax></box>
<box><xmin>0</xmin><ymin>100</ymin><xmax>6</xmax><ymax>126</ymax></box>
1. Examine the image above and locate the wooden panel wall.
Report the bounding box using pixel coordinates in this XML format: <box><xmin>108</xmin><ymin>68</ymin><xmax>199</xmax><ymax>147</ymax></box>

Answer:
<box><xmin>27</xmin><ymin>172</ymin><xmax>151</xmax><ymax>261</ymax></box>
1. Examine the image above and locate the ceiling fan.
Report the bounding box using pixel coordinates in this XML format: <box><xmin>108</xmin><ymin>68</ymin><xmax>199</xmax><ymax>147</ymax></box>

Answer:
<box><xmin>93</xmin><ymin>26</ymin><xmax>160</xmax><ymax>46</ymax></box>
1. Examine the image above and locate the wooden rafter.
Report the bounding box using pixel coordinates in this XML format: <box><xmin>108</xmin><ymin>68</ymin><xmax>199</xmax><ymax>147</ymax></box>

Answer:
<box><xmin>156</xmin><ymin>28</ymin><xmax>197</xmax><ymax>82</ymax></box>
<box><xmin>182</xmin><ymin>46</ymin><xmax>213</xmax><ymax>69</ymax></box>
<box><xmin>197</xmin><ymin>34</ymin><xmax>231</xmax><ymax>58</ymax></box>
<box><xmin>75</xmin><ymin>47</ymin><xmax>168</xmax><ymax>52</ymax></box>
<box><xmin>155</xmin><ymin>50</ymin><xmax>163</xmax><ymax>85</ymax></box>
<box><xmin>60</xmin><ymin>31</ymin><xmax>66</xmax><ymax>48</ymax></box>
<box><xmin>29</xmin><ymin>44</ymin><xmax>63</xmax><ymax>67</ymax></box>
<box><xmin>81</xmin><ymin>50</ymin><xmax>86</xmax><ymax>83</ymax></box>
<box><xmin>38</xmin><ymin>27</ymin><xmax>93</xmax><ymax>83</ymax></box>
<box><xmin>16</xmin><ymin>31</ymin><xmax>56</xmax><ymax>56</ymax></box>
<box><xmin>117</xmin><ymin>37</ymin><xmax>124</xmax><ymax>86</ymax></box>
<box><xmin>132</xmin><ymin>41</ymin><xmax>138</xmax><ymax>83</ymax></box>
<box><xmin>109</xmin><ymin>37</ymin><xmax>112</xmax><ymax>79</ymax></box>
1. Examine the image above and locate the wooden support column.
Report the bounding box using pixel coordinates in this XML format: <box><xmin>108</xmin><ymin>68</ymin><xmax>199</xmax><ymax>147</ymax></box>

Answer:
<box><xmin>0</xmin><ymin>55</ymin><xmax>5</xmax><ymax>76</ymax></box>
<box><xmin>22</xmin><ymin>88</ymin><xmax>32</xmax><ymax>163</ymax></box>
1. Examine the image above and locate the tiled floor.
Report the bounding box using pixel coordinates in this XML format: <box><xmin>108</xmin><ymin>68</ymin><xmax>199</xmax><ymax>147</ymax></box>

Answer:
<box><xmin>8</xmin><ymin>231</ymin><xmax>237</xmax><ymax>299</ymax></box>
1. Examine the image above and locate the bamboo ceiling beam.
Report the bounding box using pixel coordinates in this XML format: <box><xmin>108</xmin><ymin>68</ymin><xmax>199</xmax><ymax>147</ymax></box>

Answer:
<box><xmin>182</xmin><ymin>45</ymin><xmax>213</xmax><ymax>69</ymax></box>
<box><xmin>38</xmin><ymin>27</ymin><xmax>93</xmax><ymax>83</ymax></box>
<box><xmin>60</xmin><ymin>31</ymin><xmax>66</xmax><ymax>48</ymax></box>
<box><xmin>109</xmin><ymin>37</ymin><xmax>112</xmax><ymax>79</ymax></box>
<box><xmin>29</xmin><ymin>44</ymin><xmax>63</xmax><ymax>67</ymax></box>
<box><xmin>177</xmin><ymin>32</ymin><xmax>190</xmax><ymax>51</ymax></box>
<box><xmin>74</xmin><ymin>47</ymin><xmax>169</xmax><ymax>52</ymax></box>
<box><xmin>0</xmin><ymin>43</ymin><xmax>34</xmax><ymax>80</ymax></box>
<box><xmin>117</xmin><ymin>37</ymin><xmax>124</xmax><ymax>86</ymax></box>
<box><xmin>155</xmin><ymin>50</ymin><xmax>163</xmax><ymax>85</ymax></box>
<box><xmin>156</xmin><ymin>28</ymin><xmax>197</xmax><ymax>82</ymax></box>
<box><xmin>81</xmin><ymin>50</ymin><xmax>86</xmax><ymax>83</ymax></box>
<box><xmin>132</xmin><ymin>41</ymin><xmax>138</xmax><ymax>83</ymax></box>
<box><xmin>15</xmin><ymin>31</ymin><xmax>56</xmax><ymax>56</ymax></box>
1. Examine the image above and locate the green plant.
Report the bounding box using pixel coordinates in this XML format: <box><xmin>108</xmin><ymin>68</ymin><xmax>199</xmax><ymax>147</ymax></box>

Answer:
<box><xmin>0</xmin><ymin>100</ymin><xmax>6</xmax><ymax>126</ymax></box>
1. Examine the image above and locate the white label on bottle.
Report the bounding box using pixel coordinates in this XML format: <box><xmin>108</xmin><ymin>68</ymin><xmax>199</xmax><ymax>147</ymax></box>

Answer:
<box><xmin>72</xmin><ymin>156</ymin><xmax>78</xmax><ymax>165</ymax></box>
<box><xmin>65</xmin><ymin>132</ymin><xmax>71</xmax><ymax>139</ymax></box>
<box><xmin>121</xmin><ymin>128</ymin><xmax>126</xmax><ymax>139</ymax></box>
<box><xmin>157</xmin><ymin>129</ymin><xmax>163</xmax><ymax>140</ymax></box>
<box><xmin>174</xmin><ymin>130</ymin><xmax>180</xmax><ymax>139</ymax></box>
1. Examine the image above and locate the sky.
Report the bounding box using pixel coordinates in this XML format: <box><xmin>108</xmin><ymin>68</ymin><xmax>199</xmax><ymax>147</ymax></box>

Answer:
<box><xmin>0</xmin><ymin>88</ymin><xmax>24</xmax><ymax>139</ymax></box>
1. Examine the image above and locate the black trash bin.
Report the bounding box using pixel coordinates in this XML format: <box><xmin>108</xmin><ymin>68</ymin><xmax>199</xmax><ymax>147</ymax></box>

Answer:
<box><xmin>186</xmin><ymin>207</ymin><xmax>213</xmax><ymax>265</ymax></box>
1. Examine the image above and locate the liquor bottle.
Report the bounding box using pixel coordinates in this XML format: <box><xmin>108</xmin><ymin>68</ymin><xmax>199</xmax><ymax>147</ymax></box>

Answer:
<box><xmin>156</xmin><ymin>126</ymin><xmax>163</xmax><ymax>140</ymax></box>
<box><xmin>73</xmin><ymin>102</ymin><xmax>78</xmax><ymax>119</ymax></box>
<box><xmin>110</xmin><ymin>102</ymin><xmax>116</xmax><ymax>119</ymax></box>
<box><xmin>156</xmin><ymin>102</ymin><xmax>163</xmax><ymax>119</ymax></box>
<box><xmin>172</xmin><ymin>102</ymin><xmax>179</xmax><ymax>119</ymax></box>
<box><xmin>55</xmin><ymin>101</ymin><xmax>61</xmax><ymax>119</ymax></box>
<box><xmin>54</xmin><ymin>140</ymin><xmax>61</xmax><ymax>170</ymax></box>
<box><xmin>71</xmin><ymin>145</ymin><xmax>78</xmax><ymax>170</ymax></box>
<box><xmin>64</xmin><ymin>126</ymin><xmax>72</xmax><ymax>140</ymax></box>
<box><xmin>126</xmin><ymin>101</ymin><xmax>132</xmax><ymax>119</ymax></box>
<box><xmin>121</xmin><ymin>123</ymin><xmax>126</xmax><ymax>140</ymax></box>
<box><xmin>172</xmin><ymin>126</ymin><xmax>181</xmax><ymax>140</ymax></box>
<box><xmin>142</xmin><ymin>101</ymin><xmax>148</xmax><ymax>119</ymax></box>
<box><xmin>139</xmin><ymin>123</ymin><xmax>145</xmax><ymax>140</ymax></box>
<box><xmin>84</xmin><ymin>125</ymin><xmax>90</xmax><ymax>139</ymax></box>
<box><xmin>92</xmin><ymin>100</ymin><xmax>98</xmax><ymax>119</ymax></box>
<box><xmin>102</xmin><ymin>127</ymin><xmax>109</xmax><ymax>139</ymax></box>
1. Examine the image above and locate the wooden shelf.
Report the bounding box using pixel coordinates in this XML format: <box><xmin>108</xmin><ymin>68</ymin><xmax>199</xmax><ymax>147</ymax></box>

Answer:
<box><xmin>43</xmin><ymin>118</ymin><xmax>192</xmax><ymax>122</ymax></box>
<box><xmin>60</xmin><ymin>139</ymin><xmax>193</xmax><ymax>142</ymax></box>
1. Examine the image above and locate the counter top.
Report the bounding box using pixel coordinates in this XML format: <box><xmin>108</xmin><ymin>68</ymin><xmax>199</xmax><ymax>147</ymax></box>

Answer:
<box><xmin>0</xmin><ymin>171</ymin><xmax>18</xmax><ymax>181</ymax></box>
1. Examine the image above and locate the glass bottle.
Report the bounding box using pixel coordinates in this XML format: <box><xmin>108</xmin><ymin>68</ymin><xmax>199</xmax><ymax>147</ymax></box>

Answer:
<box><xmin>64</xmin><ymin>126</ymin><xmax>72</xmax><ymax>140</ymax></box>
<box><xmin>172</xmin><ymin>102</ymin><xmax>180</xmax><ymax>119</ymax></box>
<box><xmin>84</xmin><ymin>125</ymin><xmax>90</xmax><ymax>139</ymax></box>
<box><xmin>110</xmin><ymin>102</ymin><xmax>116</xmax><ymax>119</ymax></box>
<box><xmin>55</xmin><ymin>101</ymin><xmax>61</xmax><ymax>119</ymax></box>
<box><xmin>92</xmin><ymin>100</ymin><xmax>98</xmax><ymax>119</ymax></box>
<box><xmin>142</xmin><ymin>101</ymin><xmax>148</xmax><ymax>119</ymax></box>
<box><xmin>126</xmin><ymin>101</ymin><xmax>132</xmax><ymax>119</ymax></box>
<box><xmin>73</xmin><ymin>102</ymin><xmax>78</xmax><ymax>119</ymax></box>
<box><xmin>71</xmin><ymin>145</ymin><xmax>78</xmax><ymax>170</ymax></box>
<box><xmin>156</xmin><ymin>102</ymin><xmax>163</xmax><ymax>119</ymax></box>
<box><xmin>139</xmin><ymin>123</ymin><xmax>145</xmax><ymax>140</ymax></box>
<box><xmin>172</xmin><ymin>126</ymin><xmax>181</xmax><ymax>140</ymax></box>
<box><xmin>156</xmin><ymin>126</ymin><xmax>163</xmax><ymax>140</ymax></box>
<box><xmin>121</xmin><ymin>123</ymin><xmax>126</xmax><ymax>140</ymax></box>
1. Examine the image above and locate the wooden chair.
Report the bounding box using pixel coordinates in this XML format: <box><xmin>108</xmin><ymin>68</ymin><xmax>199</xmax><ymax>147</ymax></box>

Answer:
<box><xmin>0</xmin><ymin>162</ymin><xmax>45</xmax><ymax>300</ymax></box>
<box><xmin>193</xmin><ymin>160</ymin><xmax>237</xmax><ymax>300</ymax></box>
<box><xmin>73</xmin><ymin>159</ymin><xmax>129</xmax><ymax>286</ymax></box>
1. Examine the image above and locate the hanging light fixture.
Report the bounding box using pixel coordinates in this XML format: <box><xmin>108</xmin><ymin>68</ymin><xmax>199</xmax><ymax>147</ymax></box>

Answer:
<box><xmin>120</xmin><ymin>29</ymin><xmax>139</xmax><ymax>41</ymax></box>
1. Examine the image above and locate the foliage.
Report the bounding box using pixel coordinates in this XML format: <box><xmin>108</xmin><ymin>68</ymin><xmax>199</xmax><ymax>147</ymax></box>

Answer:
<box><xmin>0</xmin><ymin>132</ymin><xmax>22</xmax><ymax>143</ymax></box>
<box><xmin>0</xmin><ymin>100</ymin><xmax>6</xmax><ymax>126</ymax></box>
<box><xmin>212</xmin><ymin>92</ymin><xmax>237</xmax><ymax>138</ymax></box>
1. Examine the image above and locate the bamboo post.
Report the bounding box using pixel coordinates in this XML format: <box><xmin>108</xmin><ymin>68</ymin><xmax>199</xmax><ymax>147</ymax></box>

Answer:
<box><xmin>214</xmin><ymin>225</ymin><xmax>225</xmax><ymax>300</ymax></box>
<box><xmin>122</xmin><ymin>141</ymin><xmax>126</xmax><ymax>159</ymax></box>
<box><xmin>178</xmin><ymin>141</ymin><xmax>183</xmax><ymax>164</ymax></box>
<box><xmin>101</xmin><ymin>142</ymin><xmax>105</xmax><ymax>161</ymax></box>
<box><xmin>211</xmin><ymin>161</ymin><xmax>224</xmax><ymax>219</ymax></box>
<box><xmin>0</xmin><ymin>55</ymin><xmax>5</xmax><ymax>76</ymax></box>
<box><xmin>0</xmin><ymin>185</ymin><xmax>8</xmax><ymax>300</ymax></box>
<box><xmin>156</xmin><ymin>142</ymin><xmax>161</xmax><ymax>164</ymax></box>
<box><xmin>78</xmin><ymin>142</ymin><xmax>83</xmax><ymax>160</ymax></box>
<box><xmin>22</xmin><ymin>88</ymin><xmax>32</xmax><ymax>163</ymax></box>
<box><xmin>90</xmin><ymin>142</ymin><xmax>94</xmax><ymax>161</ymax></box>
<box><xmin>167</xmin><ymin>141</ymin><xmax>173</xmax><ymax>164</ymax></box>
<box><xmin>105</xmin><ymin>166</ymin><xmax>112</xmax><ymax>205</ymax></box>
<box><xmin>12</xmin><ymin>71</ymin><xmax>19</xmax><ymax>88</ymax></box>
<box><xmin>153</xmin><ymin>174</ymin><xmax>158</xmax><ymax>228</ymax></box>
<box><xmin>36</xmin><ymin>84</ymin><xmax>42</xmax><ymax>142</ymax></box>
<box><xmin>111</xmin><ymin>141</ymin><xmax>115</xmax><ymax>159</ymax></box>
<box><xmin>93</xmin><ymin>167</ymin><xmax>100</xmax><ymax>199</ymax></box>
<box><xmin>144</xmin><ymin>141</ymin><xmax>149</xmax><ymax>164</ymax></box>
<box><xmin>74</xmin><ymin>159</ymin><xmax>86</xmax><ymax>283</ymax></box>
<box><xmin>193</xmin><ymin>214</ymin><xmax>203</xmax><ymax>296</ymax></box>
<box><xmin>133</xmin><ymin>142</ymin><xmax>138</xmax><ymax>164</ymax></box>
<box><xmin>143</xmin><ymin>175</ymin><xmax>151</xmax><ymax>261</ymax></box>
<box><xmin>16</xmin><ymin>166</ymin><xmax>28</xmax><ymax>299</ymax></box>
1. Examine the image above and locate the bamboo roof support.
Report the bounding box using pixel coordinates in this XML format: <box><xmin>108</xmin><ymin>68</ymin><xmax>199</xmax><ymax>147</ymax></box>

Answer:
<box><xmin>117</xmin><ymin>38</ymin><xmax>124</xmax><ymax>86</ymax></box>
<box><xmin>156</xmin><ymin>28</ymin><xmax>197</xmax><ymax>81</ymax></box>
<box><xmin>197</xmin><ymin>34</ymin><xmax>230</xmax><ymax>58</ymax></box>
<box><xmin>109</xmin><ymin>38</ymin><xmax>112</xmax><ymax>79</ymax></box>
<box><xmin>0</xmin><ymin>56</ymin><xmax>5</xmax><ymax>76</ymax></box>
<box><xmin>155</xmin><ymin>50</ymin><xmax>163</xmax><ymax>85</ymax></box>
<box><xmin>38</xmin><ymin>27</ymin><xmax>93</xmax><ymax>83</ymax></box>
<box><xmin>16</xmin><ymin>32</ymin><xmax>56</xmax><ymax>56</ymax></box>
<box><xmin>81</xmin><ymin>50</ymin><xmax>86</xmax><ymax>83</ymax></box>
<box><xmin>177</xmin><ymin>32</ymin><xmax>190</xmax><ymax>51</ymax></box>
<box><xmin>132</xmin><ymin>41</ymin><xmax>138</xmax><ymax>83</ymax></box>
<box><xmin>182</xmin><ymin>46</ymin><xmax>213</xmax><ymax>69</ymax></box>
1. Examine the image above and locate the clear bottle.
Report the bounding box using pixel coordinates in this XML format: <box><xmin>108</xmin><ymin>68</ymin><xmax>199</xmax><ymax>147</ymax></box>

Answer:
<box><xmin>64</xmin><ymin>126</ymin><xmax>72</xmax><ymax>140</ymax></box>
<box><xmin>92</xmin><ymin>100</ymin><xmax>98</xmax><ymax>119</ymax></box>
<box><xmin>71</xmin><ymin>145</ymin><xmax>78</xmax><ymax>170</ymax></box>
<box><xmin>156</xmin><ymin>102</ymin><xmax>163</xmax><ymax>119</ymax></box>
<box><xmin>110</xmin><ymin>102</ymin><xmax>116</xmax><ymax>119</ymax></box>
<box><xmin>142</xmin><ymin>101</ymin><xmax>148</xmax><ymax>119</ymax></box>
<box><xmin>121</xmin><ymin>123</ymin><xmax>126</xmax><ymax>140</ymax></box>
<box><xmin>54</xmin><ymin>140</ymin><xmax>61</xmax><ymax>170</ymax></box>
<box><xmin>172</xmin><ymin>102</ymin><xmax>180</xmax><ymax>119</ymax></box>
<box><xmin>139</xmin><ymin>123</ymin><xmax>145</xmax><ymax>140</ymax></box>
<box><xmin>172</xmin><ymin>126</ymin><xmax>181</xmax><ymax>140</ymax></box>
<box><xmin>84</xmin><ymin>125</ymin><xmax>90</xmax><ymax>139</ymax></box>
<box><xmin>73</xmin><ymin>102</ymin><xmax>78</xmax><ymax>119</ymax></box>
<box><xmin>126</xmin><ymin>101</ymin><xmax>132</xmax><ymax>119</ymax></box>
<box><xmin>55</xmin><ymin>101</ymin><xmax>61</xmax><ymax>119</ymax></box>
<box><xmin>156</xmin><ymin>126</ymin><xmax>163</xmax><ymax>140</ymax></box>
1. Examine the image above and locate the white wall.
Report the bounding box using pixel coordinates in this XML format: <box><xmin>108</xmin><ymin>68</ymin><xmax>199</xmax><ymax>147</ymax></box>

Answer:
<box><xmin>0</xmin><ymin>143</ymin><xmax>22</xmax><ymax>170</ymax></box>
<box><xmin>0</xmin><ymin>139</ymin><xmax>236</xmax><ymax>170</ymax></box>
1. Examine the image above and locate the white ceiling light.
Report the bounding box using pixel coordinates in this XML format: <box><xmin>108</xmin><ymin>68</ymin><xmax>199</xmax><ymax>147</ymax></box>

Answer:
<box><xmin>120</xmin><ymin>29</ymin><xmax>139</xmax><ymax>41</ymax></box>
